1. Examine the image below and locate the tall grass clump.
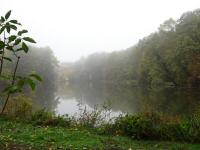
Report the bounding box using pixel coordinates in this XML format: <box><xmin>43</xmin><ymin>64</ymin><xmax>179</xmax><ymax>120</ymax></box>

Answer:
<box><xmin>3</xmin><ymin>94</ymin><xmax>33</xmax><ymax>118</ymax></box>
<box><xmin>74</xmin><ymin>102</ymin><xmax>113</xmax><ymax>128</ymax></box>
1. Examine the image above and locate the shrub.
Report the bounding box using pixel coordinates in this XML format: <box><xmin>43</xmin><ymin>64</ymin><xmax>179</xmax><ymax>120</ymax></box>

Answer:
<box><xmin>3</xmin><ymin>94</ymin><xmax>32</xmax><ymax>118</ymax></box>
<box><xmin>159</xmin><ymin>122</ymin><xmax>187</xmax><ymax>142</ymax></box>
<box><xmin>31</xmin><ymin>109</ymin><xmax>53</xmax><ymax>125</ymax></box>
<box><xmin>95</xmin><ymin>110</ymin><xmax>200</xmax><ymax>143</ymax></box>
<box><xmin>75</xmin><ymin>102</ymin><xmax>112</xmax><ymax>128</ymax></box>
<box><xmin>97</xmin><ymin>123</ymin><xmax>116</xmax><ymax>135</ymax></box>
<box><xmin>112</xmin><ymin>114</ymin><xmax>160</xmax><ymax>140</ymax></box>
<box><xmin>31</xmin><ymin>109</ymin><xmax>73</xmax><ymax>127</ymax></box>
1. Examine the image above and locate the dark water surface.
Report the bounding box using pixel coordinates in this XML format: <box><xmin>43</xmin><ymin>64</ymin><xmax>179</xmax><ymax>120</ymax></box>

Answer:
<box><xmin>55</xmin><ymin>82</ymin><xmax>200</xmax><ymax>117</ymax></box>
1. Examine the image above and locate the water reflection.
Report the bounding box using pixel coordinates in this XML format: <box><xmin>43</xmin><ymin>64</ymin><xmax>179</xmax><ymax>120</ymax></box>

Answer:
<box><xmin>56</xmin><ymin>98</ymin><xmax>80</xmax><ymax>115</ymax></box>
<box><xmin>56</xmin><ymin>82</ymin><xmax>200</xmax><ymax>117</ymax></box>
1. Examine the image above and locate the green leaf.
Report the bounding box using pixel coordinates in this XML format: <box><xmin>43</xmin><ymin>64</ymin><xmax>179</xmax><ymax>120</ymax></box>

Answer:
<box><xmin>0</xmin><ymin>26</ymin><xmax>6</xmax><ymax>34</ymax></box>
<box><xmin>26</xmin><ymin>78</ymin><xmax>36</xmax><ymax>90</ymax></box>
<box><xmin>22</xmin><ymin>42</ymin><xmax>29</xmax><ymax>53</ymax></box>
<box><xmin>8</xmin><ymin>35</ymin><xmax>17</xmax><ymax>42</ymax></box>
<box><xmin>30</xmin><ymin>73</ymin><xmax>42</xmax><ymax>81</ymax></box>
<box><xmin>9</xmin><ymin>20</ymin><xmax>19</xmax><ymax>24</ymax></box>
<box><xmin>5</xmin><ymin>10</ymin><xmax>11</xmax><ymax>20</ymax></box>
<box><xmin>14</xmin><ymin>38</ymin><xmax>21</xmax><ymax>45</ymax></box>
<box><xmin>6</xmin><ymin>26</ymin><xmax>10</xmax><ymax>33</ymax></box>
<box><xmin>18</xmin><ymin>29</ymin><xmax>28</xmax><ymax>36</ymax></box>
<box><xmin>1</xmin><ymin>17</ymin><xmax>5</xmax><ymax>23</ymax></box>
<box><xmin>0</xmin><ymin>41</ymin><xmax>5</xmax><ymax>49</ymax></box>
<box><xmin>3</xmin><ymin>57</ymin><xmax>12</xmax><ymax>62</ymax></box>
<box><xmin>9</xmin><ymin>20</ymin><xmax>17</xmax><ymax>23</ymax></box>
<box><xmin>23</xmin><ymin>37</ymin><xmax>36</xmax><ymax>43</ymax></box>
<box><xmin>3</xmin><ymin>85</ymin><xmax>19</xmax><ymax>94</ymax></box>
<box><xmin>10</xmin><ymin>24</ymin><xmax>17</xmax><ymax>30</ymax></box>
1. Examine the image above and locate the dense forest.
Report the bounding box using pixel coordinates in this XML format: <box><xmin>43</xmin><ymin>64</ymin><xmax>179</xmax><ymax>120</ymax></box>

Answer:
<box><xmin>67</xmin><ymin>9</ymin><xmax>200</xmax><ymax>88</ymax></box>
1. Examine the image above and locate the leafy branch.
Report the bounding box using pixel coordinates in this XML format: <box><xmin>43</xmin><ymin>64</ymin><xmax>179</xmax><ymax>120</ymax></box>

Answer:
<box><xmin>0</xmin><ymin>10</ymin><xmax>42</xmax><ymax>114</ymax></box>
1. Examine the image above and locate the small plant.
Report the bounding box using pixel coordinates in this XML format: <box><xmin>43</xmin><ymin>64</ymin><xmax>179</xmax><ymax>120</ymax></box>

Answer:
<box><xmin>74</xmin><ymin>102</ymin><xmax>113</xmax><ymax>128</ymax></box>
<box><xmin>0</xmin><ymin>10</ymin><xmax>42</xmax><ymax>114</ymax></box>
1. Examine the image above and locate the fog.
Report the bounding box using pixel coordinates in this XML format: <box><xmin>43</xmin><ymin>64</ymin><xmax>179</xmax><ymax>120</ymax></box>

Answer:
<box><xmin>1</xmin><ymin>0</ymin><xmax>200</xmax><ymax>62</ymax></box>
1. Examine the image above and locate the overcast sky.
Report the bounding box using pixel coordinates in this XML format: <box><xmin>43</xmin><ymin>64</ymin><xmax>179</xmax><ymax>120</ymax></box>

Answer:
<box><xmin>1</xmin><ymin>0</ymin><xmax>200</xmax><ymax>62</ymax></box>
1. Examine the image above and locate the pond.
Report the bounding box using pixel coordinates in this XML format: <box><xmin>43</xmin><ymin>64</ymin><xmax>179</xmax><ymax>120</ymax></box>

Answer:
<box><xmin>55</xmin><ymin>82</ymin><xmax>200</xmax><ymax>117</ymax></box>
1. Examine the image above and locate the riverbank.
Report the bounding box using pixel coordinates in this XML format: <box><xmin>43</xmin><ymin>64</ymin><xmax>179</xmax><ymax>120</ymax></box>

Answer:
<box><xmin>0</xmin><ymin>116</ymin><xmax>200</xmax><ymax>150</ymax></box>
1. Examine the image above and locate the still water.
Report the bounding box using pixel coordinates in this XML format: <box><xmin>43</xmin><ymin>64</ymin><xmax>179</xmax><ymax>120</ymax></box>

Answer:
<box><xmin>55</xmin><ymin>82</ymin><xmax>200</xmax><ymax>117</ymax></box>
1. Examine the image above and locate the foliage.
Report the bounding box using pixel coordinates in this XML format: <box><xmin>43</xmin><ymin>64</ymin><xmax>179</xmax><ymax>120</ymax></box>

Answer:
<box><xmin>17</xmin><ymin>100</ymin><xmax>200</xmax><ymax>144</ymax></box>
<box><xmin>66</xmin><ymin>8</ymin><xmax>200</xmax><ymax>88</ymax></box>
<box><xmin>98</xmin><ymin>112</ymin><xmax>200</xmax><ymax>143</ymax></box>
<box><xmin>1</xmin><ymin>115</ymin><xmax>200</xmax><ymax>149</ymax></box>
<box><xmin>0</xmin><ymin>46</ymin><xmax>58</xmax><ymax>113</ymax></box>
<box><xmin>0</xmin><ymin>10</ymin><xmax>41</xmax><ymax>114</ymax></box>
<box><xmin>5</xmin><ymin>103</ymin><xmax>200</xmax><ymax>143</ymax></box>
<box><xmin>30</xmin><ymin>102</ymin><xmax>112</xmax><ymax>128</ymax></box>
<box><xmin>31</xmin><ymin>109</ymin><xmax>73</xmax><ymax>127</ymax></box>
<box><xmin>112</xmin><ymin>114</ymin><xmax>159</xmax><ymax>139</ymax></box>
<box><xmin>74</xmin><ymin>102</ymin><xmax>113</xmax><ymax>128</ymax></box>
<box><xmin>31</xmin><ymin>109</ymin><xmax>54</xmax><ymax>125</ymax></box>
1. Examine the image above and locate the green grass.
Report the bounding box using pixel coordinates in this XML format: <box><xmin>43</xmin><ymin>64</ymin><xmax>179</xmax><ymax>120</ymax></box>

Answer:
<box><xmin>0</xmin><ymin>116</ymin><xmax>200</xmax><ymax>150</ymax></box>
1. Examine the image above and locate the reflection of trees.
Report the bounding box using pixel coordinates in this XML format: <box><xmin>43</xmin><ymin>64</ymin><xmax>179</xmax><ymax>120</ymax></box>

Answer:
<box><xmin>143</xmin><ymin>88</ymin><xmax>200</xmax><ymax>116</ymax></box>
<box><xmin>59</xmin><ymin>82</ymin><xmax>200</xmax><ymax>117</ymax></box>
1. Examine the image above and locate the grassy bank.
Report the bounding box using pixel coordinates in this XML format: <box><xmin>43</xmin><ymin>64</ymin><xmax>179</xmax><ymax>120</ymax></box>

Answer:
<box><xmin>2</xmin><ymin>97</ymin><xmax>200</xmax><ymax>149</ymax></box>
<box><xmin>0</xmin><ymin>116</ymin><xmax>200</xmax><ymax>150</ymax></box>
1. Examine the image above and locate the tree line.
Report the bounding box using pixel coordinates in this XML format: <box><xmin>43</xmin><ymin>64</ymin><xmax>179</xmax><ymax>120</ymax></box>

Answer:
<box><xmin>67</xmin><ymin>9</ymin><xmax>200</xmax><ymax>88</ymax></box>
